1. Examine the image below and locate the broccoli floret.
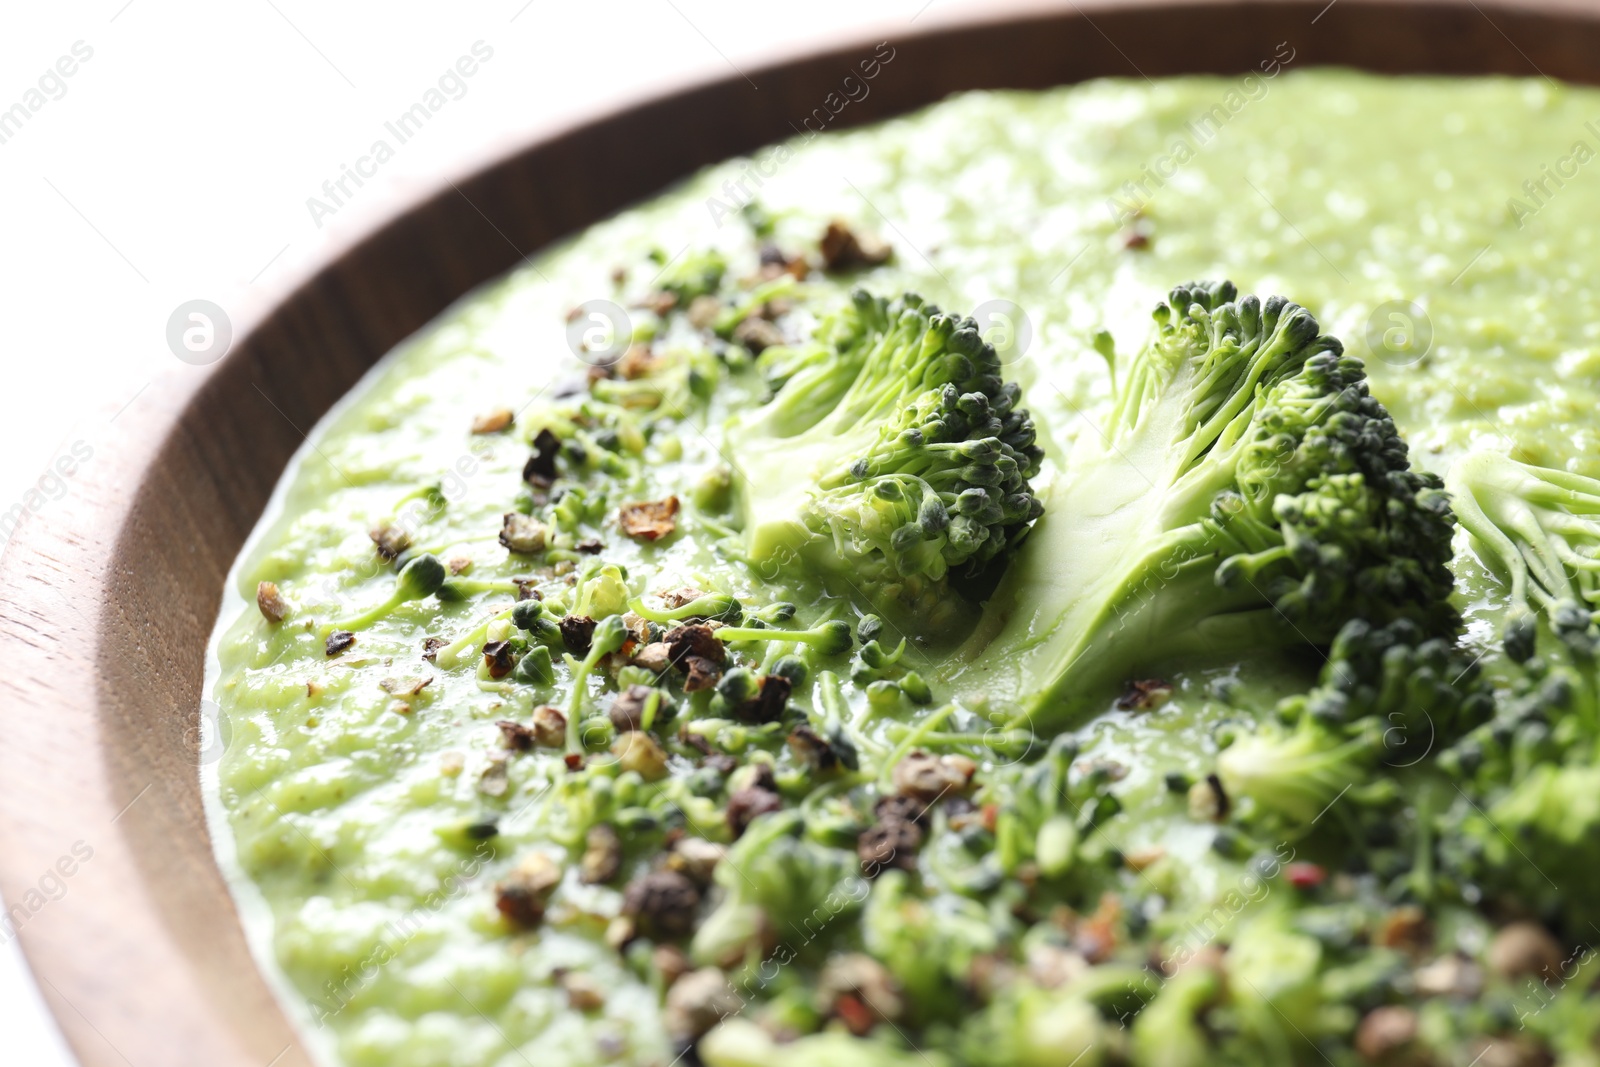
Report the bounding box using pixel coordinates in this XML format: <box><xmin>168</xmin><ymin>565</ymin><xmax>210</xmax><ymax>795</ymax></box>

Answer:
<box><xmin>982</xmin><ymin>736</ymin><xmax>1120</xmax><ymax>881</ymax></box>
<box><xmin>1220</xmin><ymin>906</ymin><xmax>1327</xmax><ymax>1057</ymax></box>
<box><xmin>1284</xmin><ymin>617</ymin><xmax>1495</xmax><ymax>753</ymax></box>
<box><xmin>700</xmin><ymin>1021</ymin><xmax>936</xmax><ymax>1067</ymax></box>
<box><xmin>1431</xmin><ymin>572</ymin><xmax>1600</xmax><ymax>928</ymax></box>
<box><xmin>862</xmin><ymin>869</ymin><xmax>1001</xmax><ymax>1024</ymax></box>
<box><xmin>590</xmin><ymin>346</ymin><xmax>720</xmax><ymax>415</ymax></box>
<box><xmin>1450</xmin><ymin>758</ymin><xmax>1600</xmax><ymax>929</ymax></box>
<box><xmin>650</xmin><ymin>246</ymin><xmax>726</xmax><ymax>302</ymax></box>
<box><xmin>1216</xmin><ymin>717</ymin><xmax>1381</xmax><ymax>828</ymax></box>
<box><xmin>1218</xmin><ymin>618</ymin><xmax>1491</xmax><ymax>829</ymax></box>
<box><xmin>1447</xmin><ymin>450</ymin><xmax>1600</xmax><ymax>656</ymax></box>
<box><xmin>958</xmin><ymin>982</ymin><xmax>1106</xmax><ymax>1067</ymax></box>
<box><xmin>947</xmin><ymin>281</ymin><xmax>1458</xmax><ymax>726</ymax></box>
<box><xmin>1130</xmin><ymin>966</ymin><xmax>1219</xmax><ymax>1067</ymax></box>
<box><xmin>725</xmin><ymin>291</ymin><xmax>1044</xmax><ymax>603</ymax></box>
<box><xmin>690</xmin><ymin>811</ymin><xmax>860</xmax><ymax>967</ymax></box>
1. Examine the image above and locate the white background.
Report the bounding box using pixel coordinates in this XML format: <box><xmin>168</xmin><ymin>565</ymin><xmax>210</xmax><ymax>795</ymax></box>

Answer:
<box><xmin>0</xmin><ymin>1</ymin><xmax>996</xmax><ymax>1061</ymax></box>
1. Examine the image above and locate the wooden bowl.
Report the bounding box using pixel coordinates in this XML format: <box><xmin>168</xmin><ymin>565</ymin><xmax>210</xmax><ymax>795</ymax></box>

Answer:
<box><xmin>4</xmin><ymin>1</ymin><xmax>1597</xmax><ymax>1062</ymax></box>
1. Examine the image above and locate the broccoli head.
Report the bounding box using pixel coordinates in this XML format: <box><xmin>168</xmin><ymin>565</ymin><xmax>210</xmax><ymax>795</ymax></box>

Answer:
<box><xmin>1447</xmin><ymin>757</ymin><xmax>1600</xmax><ymax>931</ymax></box>
<box><xmin>1435</xmin><ymin>604</ymin><xmax>1600</xmax><ymax>930</ymax></box>
<box><xmin>1283</xmin><ymin>617</ymin><xmax>1495</xmax><ymax>754</ymax></box>
<box><xmin>725</xmin><ymin>291</ymin><xmax>1044</xmax><ymax>596</ymax></box>
<box><xmin>1216</xmin><ymin>717</ymin><xmax>1381</xmax><ymax>829</ymax></box>
<box><xmin>945</xmin><ymin>281</ymin><xmax>1458</xmax><ymax>726</ymax></box>
<box><xmin>1218</xmin><ymin>617</ymin><xmax>1491</xmax><ymax>831</ymax></box>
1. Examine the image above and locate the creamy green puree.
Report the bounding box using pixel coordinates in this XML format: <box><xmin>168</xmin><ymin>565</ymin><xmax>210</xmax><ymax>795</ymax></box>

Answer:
<box><xmin>208</xmin><ymin>71</ymin><xmax>1600</xmax><ymax>1067</ymax></box>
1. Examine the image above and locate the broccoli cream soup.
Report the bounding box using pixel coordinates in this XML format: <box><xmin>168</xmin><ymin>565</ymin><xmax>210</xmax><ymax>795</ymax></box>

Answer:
<box><xmin>208</xmin><ymin>72</ymin><xmax>1600</xmax><ymax>1067</ymax></box>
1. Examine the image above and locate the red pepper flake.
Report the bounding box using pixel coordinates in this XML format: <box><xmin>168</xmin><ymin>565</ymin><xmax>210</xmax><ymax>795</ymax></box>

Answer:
<box><xmin>564</xmin><ymin>753</ymin><xmax>585</xmax><ymax>771</ymax></box>
<box><xmin>619</xmin><ymin>497</ymin><xmax>680</xmax><ymax>542</ymax></box>
<box><xmin>1285</xmin><ymin>862</ymin><xmax>1326</xmax><ymax>889</ymax></box>
<box><xmin>833</xmin><ymin>993</ymin><xmax>877</xmax><ymax>1038</ymax></box>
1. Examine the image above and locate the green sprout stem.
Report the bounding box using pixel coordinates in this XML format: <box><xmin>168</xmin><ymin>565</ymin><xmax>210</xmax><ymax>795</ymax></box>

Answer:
<box><xmin>438</xmin><ymin>578</ymin><xmax>526</xmax><ymax>601</ymax></box>
<box><xmin>875</xmin><ymin>703</ymin><xmax>957</xmax><ymax>790</ymax></box>
<box><xmin>628</xmin><ymin>593</ymin><xmax>739</xmax><ymax>624</ymax></box>
<box><xmin>330</xmin><ymin>554</ymin><xmax>446</xmax><ymax>631</ymax></box>
<box><xmin>565</xmin><ymin>616</ymin><xmax>629</xmax><ymax>753</ymax></box>
<box><xmin>433</xmin><ymin>606</ymin><xmax>514</xmax><ymax>670</ymax></box>
<box><xmin>715</xmin><ymin>619</ymin><xmax>852</xmax><ymax>654</ymax></box>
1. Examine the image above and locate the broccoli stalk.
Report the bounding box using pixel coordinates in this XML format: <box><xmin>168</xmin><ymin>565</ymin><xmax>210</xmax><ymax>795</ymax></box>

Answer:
<box><xmin>1446</xmin><ymin>450</ymin><xmax>1600</xmax><ymax>655</ymax></box>
<box><xmin>943</xmin><ymin>282</ymin><xmax>1458</xmax><ymax>726</ymax></box>
<box><xmin>725</xmin><ymin>291</ymin><xmax>1043</xmax><ymax>613</ymax></box>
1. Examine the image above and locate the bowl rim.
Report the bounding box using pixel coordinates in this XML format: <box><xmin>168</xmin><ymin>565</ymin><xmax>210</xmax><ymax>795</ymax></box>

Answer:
<box><xmin>5</xmin><ymin>1</ymin><xmax>1600</xmax><ymax>1063</ymax></box>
